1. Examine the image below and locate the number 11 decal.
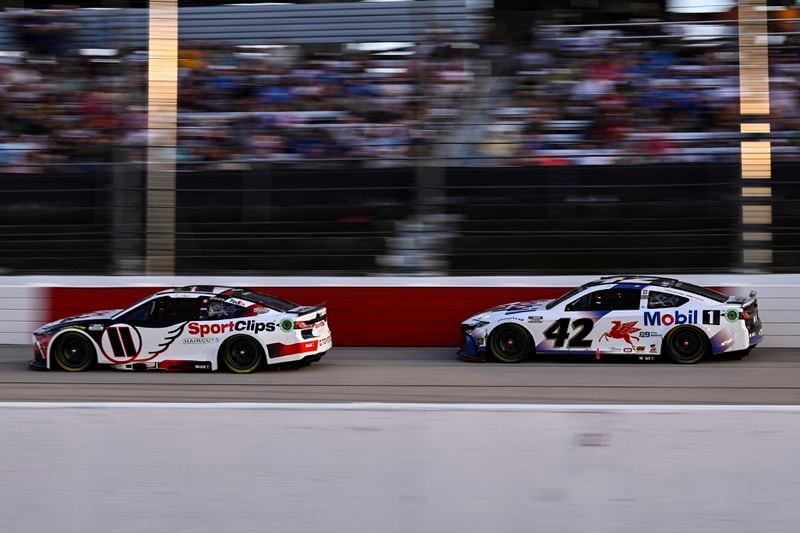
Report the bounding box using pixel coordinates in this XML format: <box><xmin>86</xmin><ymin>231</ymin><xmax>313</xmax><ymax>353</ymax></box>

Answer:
<box><xmin>543</xmin><ymin>318</ymin><xmax>594</xmax><ymax>348</ymax></box>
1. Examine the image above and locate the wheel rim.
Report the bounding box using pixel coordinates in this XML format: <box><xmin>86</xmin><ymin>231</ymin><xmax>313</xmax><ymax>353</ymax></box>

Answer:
<box><xmin>495</xmin><ymin>327</ymin><xmax>526</xmax><ymax>359</ymax></box>
<box><xmin>226</xmin><ymin>339</ymin><xmax>259</xmax><ymax>370</ymax></box>
<box><xmin>58</xmin><ymin>335</ymin><xmax>91</xmax><ymax>367</ymax></box>
<box><xmin>671</xmin><ymin>329</ymin><xmax>703</xmax><ymax>361</ymax></box>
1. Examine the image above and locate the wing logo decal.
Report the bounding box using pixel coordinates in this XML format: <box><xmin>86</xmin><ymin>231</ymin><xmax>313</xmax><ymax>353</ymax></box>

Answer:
<box><xmin>599</xmin><ymin>321</ymin><xmax>640</xmax><ymax>348</ymax></box>
<box><xmin>138</xmin><ymin>321</ymin><xmax>189</xmax><ymax>362</ymax></box>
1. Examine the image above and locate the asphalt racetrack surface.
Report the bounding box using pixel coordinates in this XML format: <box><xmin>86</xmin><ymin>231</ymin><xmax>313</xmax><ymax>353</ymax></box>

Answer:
<box><xmin>5</xmin><ymin>404</ymin><xmax>800</xmax><ymax>533</ymax></box>
<box><xmin>2</xmin><ymin>346</ymin><xmax>800</xmax><ymax>403</ymax></box>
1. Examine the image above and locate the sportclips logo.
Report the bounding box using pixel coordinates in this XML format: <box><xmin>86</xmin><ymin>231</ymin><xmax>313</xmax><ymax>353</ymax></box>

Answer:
<box><xmin>644</xmin><ymin>310</ymin><xmax>699</xmax><ymax>327</ymax></box>
<box><xmin>187</xmin><ymin>320</ymin><xmax>285</xmax><ymax>337</ymax></box>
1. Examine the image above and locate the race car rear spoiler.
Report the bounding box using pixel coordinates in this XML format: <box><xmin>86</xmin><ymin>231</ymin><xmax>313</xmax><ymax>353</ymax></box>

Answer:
<box><xmin>291</xmin><ymin>303</ymin><xmax>326</xmax><ymax>315</ymax></box>
<box><xmin>290</xmin><ymin>303</ymin><xmax>327</xmax><ymax>322</ymax></box>
<box><xmin>726</xmin><ymin>290</ymin><xmax>757</xmax><ymax>307</ymax></box>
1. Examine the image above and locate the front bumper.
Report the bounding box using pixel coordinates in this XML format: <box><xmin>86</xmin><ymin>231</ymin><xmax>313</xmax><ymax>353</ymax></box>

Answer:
<box><xmin>457</xmin><ymin>348</ymin><xmax>488</xmax><ymax>362</ymax></box>
<box><xmin>29</xmin><ymin>359</ymin><xmax>48</xmax><ymax>370</ymax></box>
<box><xmin>458</xmin><ymin>328</ymin><xmax>488</xmax><ymax>362</ymax></box>
<box><xmin>29</xmin><ymin>345</ymin><xmax>48</xmax><ymax>370</ymax></box>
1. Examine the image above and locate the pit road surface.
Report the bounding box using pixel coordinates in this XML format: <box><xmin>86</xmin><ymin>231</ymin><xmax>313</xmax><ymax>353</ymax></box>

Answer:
<box><xmin>2</xmin><ymin>346</ymin><xmax>799</xmax><ymax>403</ymax></box>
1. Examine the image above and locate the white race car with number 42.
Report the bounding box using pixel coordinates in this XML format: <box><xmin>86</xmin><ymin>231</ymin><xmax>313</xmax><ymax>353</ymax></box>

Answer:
<box><xmin>459</xmin><ymin>276</ymin><xmax>762</xmax><ymax>364</ymax></box>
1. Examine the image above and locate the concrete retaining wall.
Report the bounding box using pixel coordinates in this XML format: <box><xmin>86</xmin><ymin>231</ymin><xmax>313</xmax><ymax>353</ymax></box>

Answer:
<box><xmin>1</xmin><ymin>274</ymin><xmax>798</xmax><ymax>347</ymax></box>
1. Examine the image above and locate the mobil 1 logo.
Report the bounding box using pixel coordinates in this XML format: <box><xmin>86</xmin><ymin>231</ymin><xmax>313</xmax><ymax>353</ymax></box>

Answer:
<box><xmin>702</xmin><ymin>310</ymin><xmax>721</xmax><ymax>326</ymax></box>
<box><xmin>644</xmin><ymin>310</ymin><xmax>729</xmax><ymax>327</ymax></box>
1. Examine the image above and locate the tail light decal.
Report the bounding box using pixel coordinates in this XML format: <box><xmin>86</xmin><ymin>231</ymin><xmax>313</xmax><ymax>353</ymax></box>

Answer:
<box><xmin>269</xmin><ymin>340</ymin><xmax>319</xmax><ymax>358</ymax></box>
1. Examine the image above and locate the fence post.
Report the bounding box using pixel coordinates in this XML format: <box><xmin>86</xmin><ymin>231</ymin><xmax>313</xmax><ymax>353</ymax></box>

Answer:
<box><xmin>738</xmin><ymin>0</ymin><xmax>773</xmax><ymax>271</ymax></box>
<box><xmin>145</xmin><ymin>0</ymin><xmax>178</xmax><ymax>274</ymax></box>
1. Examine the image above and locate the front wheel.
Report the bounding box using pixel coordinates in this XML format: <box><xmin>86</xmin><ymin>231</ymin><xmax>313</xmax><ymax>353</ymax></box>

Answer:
<box><xmin>489</xmin><ymin>324</ymin><xmax>533</xmax><ymax>363</ymax></box>
<box><xmin>664</xmin><ymin>327</ymin><xmax>708</xmax><ymax>364</ymax></box>
<box><xmin>219</xmin><ymin>336</ymin><xmax>264</xmax><ymax>373</ymax></box>
<box><xmin>52</xmin><ymin>332</ymin><xmax>96</xmax><ymax>372</ymax></box>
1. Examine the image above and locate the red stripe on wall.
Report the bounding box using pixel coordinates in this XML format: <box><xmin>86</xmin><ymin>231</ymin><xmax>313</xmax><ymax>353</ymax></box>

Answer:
<box><xmin>46</xmin><ymin>286</ymin><xmax>571</xmax><ymax>346</ymax></box>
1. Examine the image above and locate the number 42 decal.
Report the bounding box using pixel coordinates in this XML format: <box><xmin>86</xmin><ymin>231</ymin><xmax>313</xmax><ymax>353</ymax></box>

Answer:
<box><xmin>543</xmin><ymin>318</ymin><xmax>594</xmax><ymax>348</ymax></box>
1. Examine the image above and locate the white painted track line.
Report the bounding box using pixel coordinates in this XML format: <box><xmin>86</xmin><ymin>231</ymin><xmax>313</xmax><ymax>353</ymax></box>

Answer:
<box><xmin>5</xmin><ymin>401</ymin><xmax>800</xmax><ymax>411</ymax></box>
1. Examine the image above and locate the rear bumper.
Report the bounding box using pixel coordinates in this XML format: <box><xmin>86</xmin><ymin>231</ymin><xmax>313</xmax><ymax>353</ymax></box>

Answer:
<box><xmin>748</xmin><ymin>318</ymin><xmax>763</xmax><ymax>347</ymax></box>
<box><xmin>269</xmin><ymin>335</ymin><xmax>331</xmax><ymax>358</ymax></box>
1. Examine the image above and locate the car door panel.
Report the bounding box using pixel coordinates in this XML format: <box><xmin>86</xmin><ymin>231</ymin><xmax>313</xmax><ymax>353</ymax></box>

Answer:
<box><xmin>551</xmin><ymin>287</ymin><xmax>644</xmax><ymax>355</ymax></box>
<box><xmin>105</xmin><ymin>295</ymin><xmax>204</xmax><ymax>364</ymax></box>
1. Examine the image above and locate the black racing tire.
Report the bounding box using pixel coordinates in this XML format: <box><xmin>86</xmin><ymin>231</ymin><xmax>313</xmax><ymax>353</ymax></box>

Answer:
<box><xmin>489</xmin><ymin>324</ymin><xmax>533</xmax><ymax>364</ymax></box>
<box><xmin>51</xmin><ymin>332</ymin><xmax>96</xmax><ymax>372</ymax></box>
<box><xmin>663</xmin><ymin>326</ymin><xmax>708</xmax><ymax>364</ymax></box>
<box><xmin>219</xmin><ymin>335</ymin><xmax>265</xmax><ymax>374</ymax></box>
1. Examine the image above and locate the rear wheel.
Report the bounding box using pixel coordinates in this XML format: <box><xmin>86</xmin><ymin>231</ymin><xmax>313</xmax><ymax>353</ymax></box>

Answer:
<box><xmin>219</xmin><ymin>336</ymin><xmax>264</xmax><ymax>374</ymax></box>
<box><xmin>664</xmin><ymin>327</ymin><xmax>708</xmax><ymax>364</ymax></box>
<box><xmin>52</xmin><ymin>332</ymin><xmax>95</xmax><ymax>372</ymax></box>
<box><xmin>489</xmin><ymin>324</ymin><xmax>533</xmax><ymax>364</ymax></box>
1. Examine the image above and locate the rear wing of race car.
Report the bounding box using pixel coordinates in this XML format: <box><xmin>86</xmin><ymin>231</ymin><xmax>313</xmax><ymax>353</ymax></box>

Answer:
<box><xmin>291</xmin><ymin>303</ymin><xmax>326</xmax><ymax>315</ymax></box>
<box><xmin>290</xmin><ymin>303</ymin><xmax>328</xmax><ymax>326</ymax></box>
<box><xmin>726</xmin><ymin>290</ymin><xmax>757</xmax><ymax>307</ymax></box>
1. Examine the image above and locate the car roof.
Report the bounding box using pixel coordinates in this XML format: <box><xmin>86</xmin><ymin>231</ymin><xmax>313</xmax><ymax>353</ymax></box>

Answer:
<box><xmin>588</xmin><ymin>276</ymin><xmax>731</xmax><ymax>303</ymax></box>
<box><xmin>570</xmin><ymin>276</ymin><xmax>679</xmax><ymax>292</ymax></box>
<box><xmin>155</xmin><ymin>286</ymin><xmax>236</xmax><ymax>297</ymax></box>
<box><xmin>595</xmin><ymin>275</ymin><xmax>680</xmax><ymax>286</ymax></box>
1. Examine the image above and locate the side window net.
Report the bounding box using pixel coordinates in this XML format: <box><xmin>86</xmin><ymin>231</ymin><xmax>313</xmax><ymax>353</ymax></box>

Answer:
<box><xmin>567</xmin><ymin>289</ymin><xmax>641</xmax><ymax>311</ymax></box>
<box><xmin>648</xmin><ymin>291</ymin><xmax>689</xmax><ymax>309</ymax></box>
<box><xmin>206</xmin><ymin>298</ymin><xmax>247</xmax><ymax>320</ymax></box>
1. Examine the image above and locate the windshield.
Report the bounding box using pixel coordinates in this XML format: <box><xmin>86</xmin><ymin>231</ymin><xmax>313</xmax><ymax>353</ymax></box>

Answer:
<box><xmin>545</xmin><ymin>285</ymin><xmax>588</xmax><ymax>310</ymax></box>
<box><xmin>113</xmin><ymin>295</ymin><xmax>155</xmax><ymax>319</ymax></box>
<box><xmin>545</xmin><ymin>278</ymin><xmax>611</xmax><ymax>310</ymax></box>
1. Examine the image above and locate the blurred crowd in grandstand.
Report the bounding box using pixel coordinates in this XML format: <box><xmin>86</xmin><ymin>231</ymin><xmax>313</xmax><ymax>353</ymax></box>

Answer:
<box><xmin>480</xmin><ymin>19</ymin><xmax>800</xmax><ymax>165</ymax></box>
<box><xmin>177</xmin><ymin>36</ymin><xmax>473</xmax><ymax>167</ymax></box>
<box><xmin>1</xmin><ymin>6</ymin><xmax>799</xmax><ymax>172</ymax></box>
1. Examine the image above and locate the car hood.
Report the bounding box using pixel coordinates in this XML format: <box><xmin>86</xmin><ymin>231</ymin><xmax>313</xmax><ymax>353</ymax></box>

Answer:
<box><xmin>464</xmin><ymin>299</ymin><xmax>551</xmax><ymax>323</ymax></box>
<box><xmin>483</xmin><ymin>299</ymin><xmax>551</xmax><ymax>314</ymax></box>
<box><xmin>35</xmin><ymin>309</ymin><xmax>122</xmax><ymax>333</ymax></box>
